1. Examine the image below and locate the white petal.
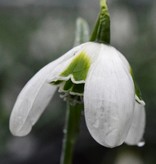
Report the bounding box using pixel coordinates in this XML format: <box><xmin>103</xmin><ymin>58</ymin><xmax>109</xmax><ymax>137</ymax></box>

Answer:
<box><xmin>125</xmin><ymin>101</ymin><xmax>145</xmax><ymax>145</ymax></box>
<box><xmin>9</xmin><ymin>44</ymin><xmax>83</xmax><ymax>136</ymax></box>
<box><xmin>117</xmin><ymin>47</ymin><xmax>146</xmax><ymax>145</ymax></box>
<box><xmin>84</xmin><ymin>44</ymin><xmax>135</xmax><ymax>148</ymax></box>
<box><xmin>9</xmin><ymin>65</ymin><xmax>57</xmax><ymax>136</ymax></box>
<box><xmin>48</xmin><ymin>42</ymin><xmax>101</xmax><ymax>84</ymax></box>
<box><xmin>116</xmin><ymin>49</ymin><xmax>131</xmax><ymax>71</ymax></box>
<box><xmin>81</xmin><ymin>42</ymin><xmax>101</xmax><ymax>62</ymax></box>
<box><xmin>135</xmin><ymin>95</ymin><xmax>145</xmax><ymax>105</ymax></box>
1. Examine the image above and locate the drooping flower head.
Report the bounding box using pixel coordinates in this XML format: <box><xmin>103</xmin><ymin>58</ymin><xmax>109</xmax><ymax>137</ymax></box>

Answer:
<box><xmin>9</xmin><ymin>0</ymin><xmax>145</xmax><ymax>148</ymax></box>
<box><xmin>10</xmin><ymin>42</ymin><xmax>145</xmax><ymax>148</ymax></box>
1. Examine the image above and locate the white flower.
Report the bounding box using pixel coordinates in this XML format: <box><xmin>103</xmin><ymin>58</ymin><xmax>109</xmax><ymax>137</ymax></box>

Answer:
<box><xmin>9</xmin><ymin>42</ymin><xmax>145</xmax><ymax>148</ymax></box>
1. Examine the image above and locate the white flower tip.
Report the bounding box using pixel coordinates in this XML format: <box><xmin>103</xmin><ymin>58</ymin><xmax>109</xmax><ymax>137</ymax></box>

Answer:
<box><xmin>9</xmin><ymin>122</ymin><xmax>32</xmax><ymax>137</ymax></box>
<box><xmin>9</xmin><ymin>99</ymin><xmax>33</xmax><ymax>137</ymax></box>
<box><xmin>135</xmin><ymin>95</ymin><xmax>145</xmax><ymax>106</ymax></box>
<box><xmin>86</xmin><ymin>123</ymin><xmax>125</xmax><ymax>148</ymax></box>
<box><xmin>125</xmin><ymin>101</ymin><xmax>145</xmax><ymax>146</ymax></box>
<box><xmin>9</xmin><ymin>123</ymin><xmax>32</xmax><ymax>137</ymax></box>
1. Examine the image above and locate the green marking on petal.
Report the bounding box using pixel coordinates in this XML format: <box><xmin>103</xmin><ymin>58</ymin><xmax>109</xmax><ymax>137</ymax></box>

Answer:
<box><xmin>71</xmin><ymin>83</ymin><xmax>84</xmax><ymax>94</ymax></box>
<box><xmin>60</xmin><ymin>51</ymin><xmax>91</xmax><ymax>81</ymax></box>
<box><xmin>130</xmin><ymin>68</ymin><xmax>143</xmax><ymax>102</ymax></box>
<box><xmin>51</xmin><ymin>80</ymin><xmax>63</xmax><ymax>85</ymax></box>
<box><xmin>51</xmin><ymin>52</ymin><xmax>91</xmax><ymax>104</ymax></box>
<box><xmin>61</xmin><ymin>79</ymin><xmax>84</xmax><ymax>95</ymax></box>
<box><xmin>63</xmin><ymin>79</ymin><xmax>73</xmax><ymax>91</ymax></box>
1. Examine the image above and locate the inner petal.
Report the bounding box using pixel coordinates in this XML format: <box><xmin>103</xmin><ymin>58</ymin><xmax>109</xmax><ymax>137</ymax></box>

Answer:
<box><xmin>51</xmin><ymin>50</ymin><xmax>92</xmax><ymax>104</ymax></box>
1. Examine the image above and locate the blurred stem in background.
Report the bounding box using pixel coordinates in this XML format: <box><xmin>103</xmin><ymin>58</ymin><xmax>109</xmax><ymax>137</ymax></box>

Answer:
<box><xmin>74</xmin><ymin>18</ymin><xmax>90</xmax><ymax>46</ymax></box>
<box><xmin>60</xmin><ymin>18</ymin><xmax>89</xmax><ymax>164</ymax></box>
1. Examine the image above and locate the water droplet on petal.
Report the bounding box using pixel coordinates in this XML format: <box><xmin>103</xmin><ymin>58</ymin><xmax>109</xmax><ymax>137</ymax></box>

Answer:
<box><xmin>137</xmin><ymin>140</ymin><xmax>145</xmax><ymax>147</ymax></box>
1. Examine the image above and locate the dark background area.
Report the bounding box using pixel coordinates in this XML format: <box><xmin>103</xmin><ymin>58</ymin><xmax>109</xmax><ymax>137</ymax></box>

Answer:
<box><xmin>0</xmin><ymin>0</ymin><xmax>156</xmax><ymax>163</ymax></box>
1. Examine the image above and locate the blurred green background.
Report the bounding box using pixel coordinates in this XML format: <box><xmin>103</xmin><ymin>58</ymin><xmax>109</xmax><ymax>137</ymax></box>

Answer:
<box><xmin>0</xmin><ymin>0</ymin><xmax>156</xmax><ymax>163</ymax></box>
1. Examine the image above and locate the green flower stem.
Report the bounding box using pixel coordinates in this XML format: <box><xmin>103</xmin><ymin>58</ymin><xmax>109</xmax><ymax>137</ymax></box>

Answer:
<box><xmin>90</xmin><ymin>0</ymin><xmax>110</xmax><ymax>44</ymax></box>
<box><xmin>60</xmin><ymin>103</ymin><xmax>83</xmax><ymax>164</ymax></box>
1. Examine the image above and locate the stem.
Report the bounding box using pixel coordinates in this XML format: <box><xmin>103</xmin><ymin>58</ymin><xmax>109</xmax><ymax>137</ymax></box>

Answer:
<box><xmin>60</xmin><ymin>103</ymin><xmax>83</xmax><ymax>164</ymax></box>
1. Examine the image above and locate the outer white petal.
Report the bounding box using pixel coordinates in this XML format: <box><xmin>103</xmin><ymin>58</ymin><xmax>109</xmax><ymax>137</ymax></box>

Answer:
<box><xmin>81</xmin><ymin>42</ymin><xmax>101</xmax><ymax>62</ymax></box>
<box><xmin>117</xmin><ymin>47</ymin><xmax>146</xmax><ymax>145</ymax></box>
<box><xmin>9</xmin><ymin>44</ymin><xmax>83</xmax><ymax>136</ymax></box>
<box><xmin>84</xmin><ymin>44</ymin><xmax>135</xmax><ymax>148</ymax></box>
<box><xmin>116</xmin><ymin>49</ymin><xmax>131</xmax><ymax>71</ymax></box>
<box><xmin>125</xmin><ymin>101</ymin><xmax>145</xmax><ymax>145</ymax></box>
<box><xmin>48</xmin><ymin>42</ymin><xmax>101</xmax><ymax>84</ymax></box>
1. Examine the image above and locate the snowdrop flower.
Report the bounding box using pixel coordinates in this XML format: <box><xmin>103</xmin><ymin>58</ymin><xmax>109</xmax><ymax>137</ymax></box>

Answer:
<box><xmin>9</xmin><ymin>42</ymin><xmax>145</xmax><ymax>148</ymax></box>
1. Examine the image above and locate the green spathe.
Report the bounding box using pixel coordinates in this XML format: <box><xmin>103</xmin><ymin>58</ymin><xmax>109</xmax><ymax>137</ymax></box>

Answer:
<box><xmin>90</xmin><ymin>0</ymin><xmax>110</xmax><ymax>44</ymax></box>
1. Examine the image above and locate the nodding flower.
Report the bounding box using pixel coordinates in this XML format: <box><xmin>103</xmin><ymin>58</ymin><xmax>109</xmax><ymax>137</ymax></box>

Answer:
<box><xmin>9</xmin><ymin>42</ymin><xmax>145</xmax><ymax>148</ymax></box>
